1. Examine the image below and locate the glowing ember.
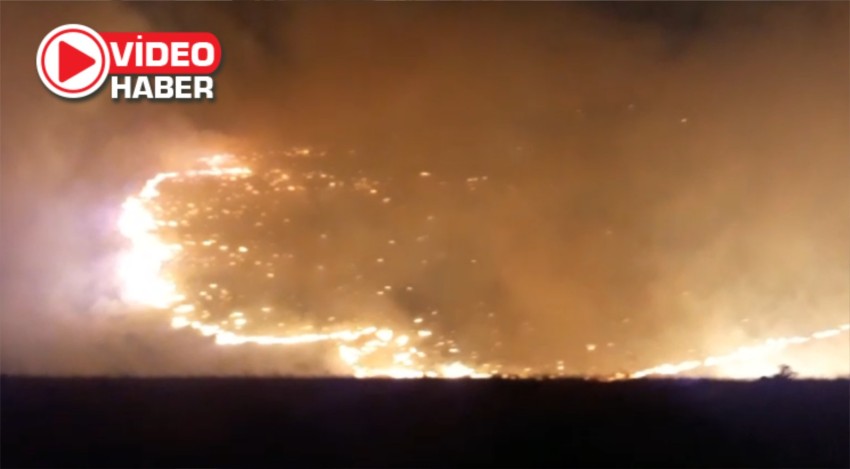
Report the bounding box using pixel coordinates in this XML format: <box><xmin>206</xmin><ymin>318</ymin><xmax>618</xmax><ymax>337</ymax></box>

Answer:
<box><xmin>117</xmin><ymin>152</ymin><xmax>848</xmax><ymax>380</ymax></box>
<box><xmin>117</xmin><ymin>154</ymin><xmax>488</xmax><ymax>378</ymax></box>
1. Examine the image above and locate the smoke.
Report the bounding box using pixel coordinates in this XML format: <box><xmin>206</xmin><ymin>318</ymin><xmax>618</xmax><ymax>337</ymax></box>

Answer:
<box><xmin>0</xmin><ymin>2</ymin><xmax>241</xmax><ymax>374</ymax></box>
<box><xmin>1</xmin><ymin>2</ymin><xmax>847</xmax><ymax>375</ymax></box>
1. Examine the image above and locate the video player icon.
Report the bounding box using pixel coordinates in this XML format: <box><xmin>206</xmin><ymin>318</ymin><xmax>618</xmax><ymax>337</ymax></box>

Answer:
<box><xmin>58</xmin><ymin>41</ymin><xmax>96</xmax><ymax>82</ymax></box>
<box><xmin>36</xmin><ymin>24</ymin><xmax>111</xmax><ymax>99</ymax></box>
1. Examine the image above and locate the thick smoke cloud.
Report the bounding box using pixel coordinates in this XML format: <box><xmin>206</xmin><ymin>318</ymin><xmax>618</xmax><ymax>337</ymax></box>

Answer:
<box><xmin>1</xmin><ymin>2</ymin><xmax>847</xmax><ymax>375</ymax></box>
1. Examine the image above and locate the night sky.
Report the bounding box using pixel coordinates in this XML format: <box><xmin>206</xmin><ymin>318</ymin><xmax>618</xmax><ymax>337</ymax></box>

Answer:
<box><xmin>1</xmin><ymin>2</ymin><xmax>847</xmax><ymax>377</ymax></box>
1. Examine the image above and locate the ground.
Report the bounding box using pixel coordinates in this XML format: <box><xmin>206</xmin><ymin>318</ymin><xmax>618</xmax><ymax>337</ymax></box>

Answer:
<box><xmin>2</xmin><ymin>376</ymin><xmax>848</xmax><ymax>467</ymax></box>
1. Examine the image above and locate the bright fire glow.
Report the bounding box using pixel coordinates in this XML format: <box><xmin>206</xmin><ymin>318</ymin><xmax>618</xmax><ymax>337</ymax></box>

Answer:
<box><xmin>628</xmin><ymin>323</ymin><xmax>850</xmax><ymax>379</ymax></box>
<box><xmin>117</xmin><ymin>153</ymin><xmax>849</xmax><ymax>380</ymax></box>
<box><xmin>117</xmin><ymin>154</ymin><xmax>489</xmax><ymax>379</ymax></box>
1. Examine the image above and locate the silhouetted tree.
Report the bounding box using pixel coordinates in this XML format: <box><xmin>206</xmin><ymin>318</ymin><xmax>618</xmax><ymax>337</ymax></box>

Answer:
<box><xmin>775</xmin><ymin>364</ymin><xmax>797</xmax><ymax>379</ymax></box>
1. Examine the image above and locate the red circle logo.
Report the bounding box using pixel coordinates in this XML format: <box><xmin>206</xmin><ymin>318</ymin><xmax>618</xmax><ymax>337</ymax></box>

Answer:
<box><xmin>36</xmin><ymin>24</ymin><xmax>111</xmax><ymax>99</ymax></box>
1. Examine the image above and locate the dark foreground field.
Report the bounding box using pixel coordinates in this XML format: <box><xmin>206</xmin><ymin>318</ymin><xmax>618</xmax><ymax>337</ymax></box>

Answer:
<box><xmin>2</xmin><ymin>376</ymin><xmax>848</xmax><ymax>468</ymax></box>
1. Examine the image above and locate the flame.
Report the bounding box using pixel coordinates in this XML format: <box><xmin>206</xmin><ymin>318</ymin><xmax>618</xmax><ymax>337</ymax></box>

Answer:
<box><xmin>117</xmin><ymin>195</ymin><xmax>183</xmax><ymax>309</ymax></box>
<box><xmin>628</xmin><ymin>323</ymin><xmax>850</xmax><ymax>379</ymax></box>
<box><xmin>116</xmin><ymin>154</ymin><xmax>488</xmax><ymax>378</ymax></box>
<box><xmin>117</xmin><ymin>153</ymin><xmax>848</xmax><ymax>380</ymax></box>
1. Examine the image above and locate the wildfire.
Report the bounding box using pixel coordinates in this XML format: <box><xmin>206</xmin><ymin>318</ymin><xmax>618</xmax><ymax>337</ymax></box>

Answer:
<box><xmin>117</xmin><ymin>153</ymin><xmax>848</xmax><ymax>380</ymax></box>
<box><xmin>117</xmin><ymin>194</ymin><xmax>183</xmax><ymax>309</ymax></box>
<box><xmin>627</xmin><ymin>323</ymin><xmax>850</xmax><ymax>379</ymax></box>
<box><xmin>116</xmin><ymin>154</ymin><xmax>489</xmax><ymax>379</ymax></box>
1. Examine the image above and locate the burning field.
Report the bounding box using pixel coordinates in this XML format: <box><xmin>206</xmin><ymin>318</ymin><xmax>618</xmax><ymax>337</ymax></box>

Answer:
<box><xmin>116</xmin><ymin>150</ymin><xmax>850</xmax><ymax>380</ymax></box>
<box><xmin>2</xmin><ymin>3</ymin><xmax>848</xmax><ymax>381</ymax></box>
<box><xmin>3</xmin><ymin>3</ymin><xmax>849</xmax><ymax>467</ymax></box>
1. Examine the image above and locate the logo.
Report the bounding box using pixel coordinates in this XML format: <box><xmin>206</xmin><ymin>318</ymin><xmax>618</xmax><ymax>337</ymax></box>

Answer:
<box><xmin>36</xmin><ymin>24</ymin><xmax>110</xmax><ymax>99</ymax></box>
<box><xmin>36</xmin><ymin>24</ymin><xmax>222</xmax><ymax>101</ymax></box>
